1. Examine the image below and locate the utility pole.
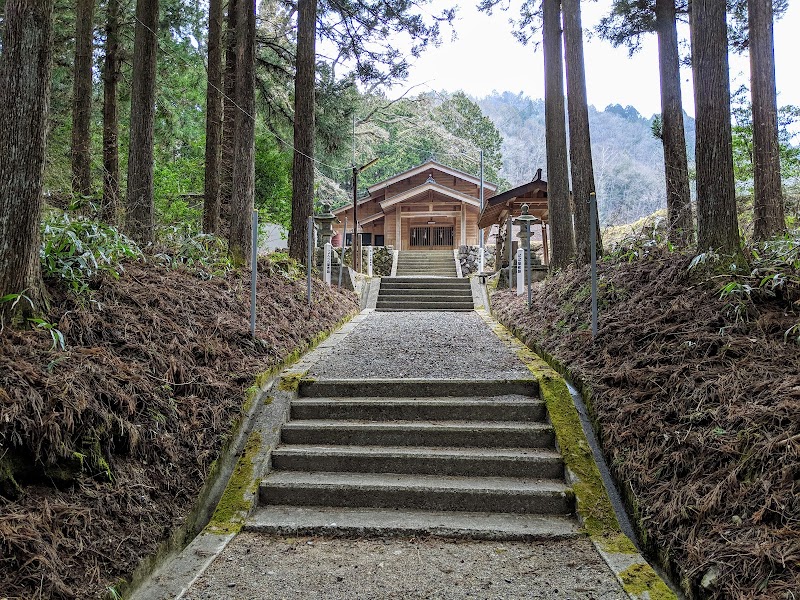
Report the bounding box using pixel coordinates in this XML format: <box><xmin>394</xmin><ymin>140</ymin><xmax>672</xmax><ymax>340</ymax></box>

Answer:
<box><xmin>479</xmin><ymin>148</ymin><xmax>484</xmax><ymax>272</ymax></box>
<box><xmin>352</xmin><ymin>157</ymin><xmax>378</xmax><ymax>272</ymax></box>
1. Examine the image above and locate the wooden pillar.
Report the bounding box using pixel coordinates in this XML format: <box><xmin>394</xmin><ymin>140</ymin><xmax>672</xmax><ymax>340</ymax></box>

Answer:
<box><xmin>542</xmin><ymin>222</ymin><xmax>550</xmax><ymax>265</ymax></box>
<box><xmin>395</xmin><ymin>208</ymin><xmax>402</xmax><ymax>250</ymax></box>
<box><xmin>460</xmin><ymin>203</ymin><xmax>467</xmax><ymax>246</ymax></box>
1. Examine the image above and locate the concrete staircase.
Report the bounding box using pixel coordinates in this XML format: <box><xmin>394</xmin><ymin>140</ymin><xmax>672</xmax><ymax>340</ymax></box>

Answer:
<box><xmin>247</xmin><ymin>379</ymin><xmax>578</xmax><ymax>540</ymax></box>
<box><xmin>395</xmin><ymin>250</ymin><xmax>458</xmax><ymax>277</ymax></box>
<box><xmin>376</xmin><ymin>277</ymin><xmax>474</xmax><ymax>311</ymax></box>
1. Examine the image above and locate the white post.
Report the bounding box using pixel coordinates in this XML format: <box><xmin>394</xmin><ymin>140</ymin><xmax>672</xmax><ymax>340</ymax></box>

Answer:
<box><xmin>516</xmin><ymin>247</ymin><xmax>525</xmax><ymax>296</ymax></box>
<box><xmin>367</xmin><ymin>245</ymin><xmax>373</xmax><ymax>277</ymax></box>
<box><xmin>324</xmin><ymin>242</ymin><xmax>332</xmax><ymax>287</ymax></box>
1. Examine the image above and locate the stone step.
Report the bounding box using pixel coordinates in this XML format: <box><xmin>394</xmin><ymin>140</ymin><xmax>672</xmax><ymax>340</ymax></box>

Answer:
<box><xmin>245</xmin><ymin>505</ymin><xmax>580</xmax><ymax>541</ymax></box>
<box><xmin>271</xmin><ymin>445</ymin><xmax>564</xmax><ymax>478</ymax></box>
<box><xmin>374</xmin><ymin>300</ymin><xmax>475</xmax><ymax>310</ymax></box>
<box><xmin>280</xmin><ymin>420</ymin><xmax>555</xmax><ymax>448</ymax></box>
<box><xmin>382</xmin><ymin>277</ymin><xmax>467</xmax><ymax>284</ymax></box>
<box><xmin>376</xmin><ymin>308</ymin><xmax>475</xmax><ymax>312</ymax></box>
<box><xmin>259</xmin><ymin>471</ymin><xmax>574</xmax><ymax>514</ymax></box>
<box><xmin>298</xmin><ymin>378</ymin><xmax>538</xmax><ymax>398</ymax></box>
<box><xmin>290</xmin><ymin>397</ymin><xmax>547</xmax><ymax>422</ymax></box>
<box><xmin>376</xmin><ymin>288</ymin><xmax>473</xmax><ymax>297</ymax></box>
<box><xmin>397</xmin><ymin>263</ymin><xmax>456</xmax><ymax>268</ymax></box>
<box><xmin>395</xmin><ymin>272</ymin><xmax>458</xmax><ymax>277</ymax></box>
<box><xmin>375</xmin><ymin>308</ymin><xmax>475</xmax><ymax>312</ymax></box>
<box><xmin>379</xmin><ymin>284</ymin><xmax>469</xmax><ymax>291</ymax></box>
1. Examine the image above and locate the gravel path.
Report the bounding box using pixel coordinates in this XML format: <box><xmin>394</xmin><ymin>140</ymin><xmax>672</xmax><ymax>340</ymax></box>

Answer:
<box><xmin>308</xmin><ymin>312</ymin><xmax>531</xmax><ymax>380</ymax></box>
<box><xmin>184</xmin><ymin>533</ymin><xmax>626</xmax><ymax>600</ymax></box>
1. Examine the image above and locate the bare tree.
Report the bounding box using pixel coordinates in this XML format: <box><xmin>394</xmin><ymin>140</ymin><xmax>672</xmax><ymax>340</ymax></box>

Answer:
<box><xmin>691</xmin><ymin>0</ymin><xmax>740</xmax><ymax>253</ymax></box>
<box><xmin>748</xmin><ymin>0</ymin><xmax>785</xmax><ymax>240</ymax></box>
<box><xmin>102</xmin><ymin>0</ymin><xmax>121</xmax><ymax>222</ymax></box>
<box><xmin>0</xmin><ymin>0</ymin><xmax>55</xmax><ymax>317</ymax></box>
<box><xmin>72</xmin><ymin>0</ymin><xmax>95</xmax><ymax>198</ymax></box>
<box><xmin>543</xmin><ymin>0</ymin><xmax>575</xmax><ymax>269</ymax></box>
<box><xmin>656</xmin><ymin>0</ymin><xmax>693</xmax><ymax>245</ymax></box>
<box><xmin>203</xmin><ymin>0</ymin><xmax>224</xmax><ymax>234</ymax></box>
<box><xmin>228</xmin><ymin>0</ymin><xmax>256</xmax><ymax>265</ymax></box>
<box><xmin>288</xmin><ymin>0</ymin><xmax>318</xmax><ymax>265</ymax></box>
<box><xmin>563</xmin><ymin>0</ymin><xmax>602</xmax><ymax>264</ymax></box>
<box><xmin>125</xmin><ymin>0</ymin><xmax>159</xmax><ymax>246</ymax></box>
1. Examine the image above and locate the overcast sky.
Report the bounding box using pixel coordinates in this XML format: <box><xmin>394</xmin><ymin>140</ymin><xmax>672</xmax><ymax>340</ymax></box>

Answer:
<box><xmin>398</xmin><ymin>1</ymin><xmax>800</xmax><ymax>121</ymax></box>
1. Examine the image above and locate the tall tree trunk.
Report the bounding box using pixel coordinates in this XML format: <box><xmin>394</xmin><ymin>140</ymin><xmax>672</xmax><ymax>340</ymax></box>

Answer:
<box><xmin>71</xmin><ymin>0</ymin><xmax>95</xmax><ymax>198</ymax></box>
<box><xmin>102</xmin><ymin>0</ymin><xmax>121</xmax><ymax>222</ymax></box>
<box><xmin>203</xmin><ymin>0</ymin><xmax>224</xmax><ymax>234</ymax></box>
<box><xmin>289</xmin><ymin>0</ymin><xmax>317</xmax><ymax>265</ymax></box>
<box><xmin>0</xmin><ymin>0</ymin><xmax>55</xmax><ymax>317</ymax></box>
<box><xmin>691</xmin><ymin>0</ymin><xmax>740</xmax><ymax>253</ymax></box>
<box><xmin>125</xmin><ymin>0</ymin><xmax>158</xmax><ymax>246</ymax></box>
<box><xmin>543</xmin><ymin>0</ymin><xmax>575</xmax><ymax>270</ymax></box>
<box><xmin>563</xmin><ymin>0</ymin><xmax>601</xmax><ymax>265</ymax></box>
<box><xmin>656</xmin><ymin>0</ymin><xmax>693</xmax><ymax>246</ymax></box>
<box><xmin>749</xmin><ymin>0</ymin><xmax>785</xmax><ymax>241</ymax></box>
<box><xmin>220</xmin><ymin>0</ymin><xmax>238</xmax><ymax>229</ymax></box>
<box><xmin>228</xmin><ymin>0</ymin><xmax>256</xmax><ymax>265</ymax></box>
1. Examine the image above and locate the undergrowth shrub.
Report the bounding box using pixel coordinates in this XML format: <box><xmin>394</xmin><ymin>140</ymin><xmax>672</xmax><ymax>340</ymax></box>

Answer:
<box><xmin>154</xmin><ymin>229</ymin><xmax>232</xmax><ymax>278</ymax></box>
<box><xmin>40</xmin><ymin>211</ymin><xmax>142</xmax><ymax>293</ymax></box>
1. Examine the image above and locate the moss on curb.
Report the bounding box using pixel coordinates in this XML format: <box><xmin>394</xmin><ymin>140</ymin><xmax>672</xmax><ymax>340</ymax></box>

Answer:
<box><xmin>486</xmin><ymin>311</ymin><xmax>677</xmax><ymax>600</ymax></box>
<box><xmin>514</xmin><ymin>345</ymin><xmax>623</xmax><ymax>542</ymax></box>
<box><xmin>277</xmin><ymin>372</ymin><xmax>303</xmax><ymax>392</ymax></box>
<box><xmin>620</xmin><ymin>564</ymin><xmax>675</xmax><ymax>600</ymax></box>
<box><xmin>205</xmin><ymin>431</ymin><xmax>262</xmax><ymax>535</ymax></box>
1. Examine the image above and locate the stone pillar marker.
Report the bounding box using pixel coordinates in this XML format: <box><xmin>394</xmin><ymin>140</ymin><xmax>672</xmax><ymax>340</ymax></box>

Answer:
<box><xmin>516</xmin><ymin>247</ymin><xmax>525</xmax><ymax>296</ymax></box>
<box><xmin>367</xmin><ymin>246</ymin><xmax>373</xmax><ymax>277</ymax></box>
<box><xmin>324</xmin><ymin>242</ymin><xmax>332</xmax><ymax>286</ymax></box>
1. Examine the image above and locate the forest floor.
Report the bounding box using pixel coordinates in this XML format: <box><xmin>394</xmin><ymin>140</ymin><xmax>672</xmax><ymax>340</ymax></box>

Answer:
<box><xmin>0</xmin><ymin>258</ymin><xmax>359</xmax><ymax>599</ymax></box>
<box><xmin>492</xmin><ymin>248</ymin><xmax>799</xmax><ymax>599</ymax></box>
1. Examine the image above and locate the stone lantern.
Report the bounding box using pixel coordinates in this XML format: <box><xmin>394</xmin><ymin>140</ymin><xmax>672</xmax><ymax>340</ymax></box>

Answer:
<box><xmin>314</xmin><ymin>201</ymin><xmax>336</xmax><ymax>249</ymax></box>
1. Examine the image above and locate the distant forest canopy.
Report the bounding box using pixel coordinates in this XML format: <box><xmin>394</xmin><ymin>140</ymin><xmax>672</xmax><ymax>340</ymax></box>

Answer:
<box><xmin>479</xmin><ymin>91</ymin><xmax>697</xmax><ymax>226</ymax></box>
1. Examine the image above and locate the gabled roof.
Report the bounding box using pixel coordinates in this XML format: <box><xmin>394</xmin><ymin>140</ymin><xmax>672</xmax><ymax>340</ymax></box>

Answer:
<box><xmin>380</xmin><ymin>182</ymin><xmax>481</xmax><ymax>211</ymax></box>
<box><xmin>367</xmin><ymin>160</ymin><xmax>498</xmax><ymax>195</ymax></box>
<box><xmin>477</xmin><ymin>170</ymin><xmax>548</xmax><ymax>229</ymax></box>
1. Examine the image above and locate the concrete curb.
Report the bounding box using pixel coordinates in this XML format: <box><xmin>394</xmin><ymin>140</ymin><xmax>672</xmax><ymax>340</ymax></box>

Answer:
<box><xmin>476</xmin><ymin>309</ymin><xmax>680</xmax><ymax>600</ymax></box>
<box><xmin>126</xmin><ymin>311</ymin><xmax>364</xmax><ymax>600</ymax></box>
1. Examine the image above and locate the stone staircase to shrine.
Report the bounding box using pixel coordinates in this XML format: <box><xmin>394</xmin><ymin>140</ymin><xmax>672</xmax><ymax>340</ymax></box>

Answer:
<box><xmin>395</xmin><ymin>250</ymin><xmax>458</xmax><ymax>277</ymax></box>
<box><xmin>376</xmin><ymin>250</ymin><xmax>472</xmax><ymax>311</ymax></box>
<box><xmin>246</xmin><ymin>378</ymin><xmax>578</xmax><ymax>540</ymax></box>
<box><xmin>376</xmin><ymin>277</ymin><xmax>474</xmax><ymax>311</ymax></box>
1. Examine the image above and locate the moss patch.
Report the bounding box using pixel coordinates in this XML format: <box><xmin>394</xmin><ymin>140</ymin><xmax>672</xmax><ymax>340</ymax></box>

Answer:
<box><xmin>620</xmin><ymin>563</ymin><xmax>676</xmax><ymax>600</ymax></box>
<box><xmin>278</xmin><ymin>372</ymin><xmax>304</xmax><ymax>392</ymax></box>
<box><xmin>205</xmin><ymin>431</ymin><xmax>262</xmax><ymax>535</ymax></box>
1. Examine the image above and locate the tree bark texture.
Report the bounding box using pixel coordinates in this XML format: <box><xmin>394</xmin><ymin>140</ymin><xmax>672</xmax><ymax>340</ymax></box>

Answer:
<box><xmin>220</xmin><ymin>0</ymin><xmax>238</xmax><ymax>226</ymax></box>
<box><xmin>562</xmin><ymin>0</ymin><xmax>601</xmax><ymax>265</ymax></box>
<box><xmin>0</xmin><ymin>0</ymin><xmax>55</xmax><ymax>314</ymax></box>
<box><xmin>227</xmin><ymin>0</ymin><xmax>256</xmax><ymax>266</ymax></box>
<box><xmin>289</xmin><ymin>0</ymin><xmax>318</xmax><ymax>265</ymax></box>
<box><xmin>102</xmin><ymin>0</ymin><xmax>121</xmax><ymax>222</ymax></box>
<box><xmin>656</xmin><ymin>0</ymin><xmax>693</xmax><ymax>246</ymax></box>
<box><xmin>125</xmin><ymin>0</ymin><xmax>159</xmax><ymax>246</ymax></box>
<box><xmin>71</xmin><ymin>0</ymin><xmax>95</xmax><ymax>197</ymax></box>
<box><xmin>203</xmin><ymin>0</ymin><xmax>224</xmax><ymax>234</ymax></box>
<box><xmin>691</xmin><ymin>0</ymin><xmax>740</xmax><ymax>253</ymax></box>
<box><xmin>543</xmin><ymin>0</ymin><xmax>575</xmax><ymax>270</ymax></box>
<box><xmin>748</xmin><ymin>0</ymin><xmax>785</xmax><ymax>240</ymax></box>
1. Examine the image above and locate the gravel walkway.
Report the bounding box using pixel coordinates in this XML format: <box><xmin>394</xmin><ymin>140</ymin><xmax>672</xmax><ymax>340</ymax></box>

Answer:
<box><xmin>308</xmin><ymin>312</ymin><xmax>532</xmax><ymax>380</ymax></box>
<box><xmin>184</xmin><ymin>534</ymin><xmax>626</xmax><ymax>600</ymax></box>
